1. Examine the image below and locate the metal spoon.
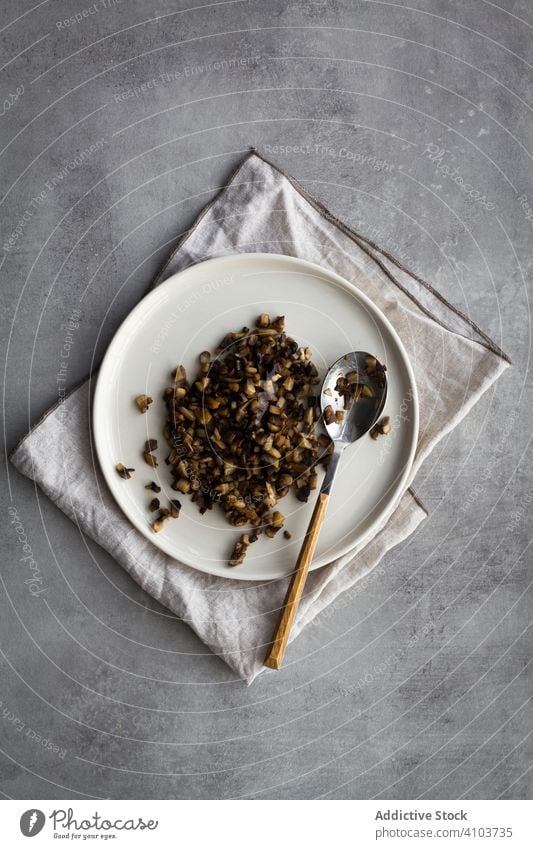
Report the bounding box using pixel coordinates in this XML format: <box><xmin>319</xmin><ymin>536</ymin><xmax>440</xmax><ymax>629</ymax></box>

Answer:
<box><xmin>264</xmin><ymin>351</ymin><xmax>388</xmax><ymax>670</ymax></box>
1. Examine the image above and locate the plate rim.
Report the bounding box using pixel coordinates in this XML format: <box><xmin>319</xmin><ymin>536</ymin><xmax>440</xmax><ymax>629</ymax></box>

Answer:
<box><xmin>93</xmin><ymin>252</ymin><xmax>419</xmax><ymax>581</ymax></box>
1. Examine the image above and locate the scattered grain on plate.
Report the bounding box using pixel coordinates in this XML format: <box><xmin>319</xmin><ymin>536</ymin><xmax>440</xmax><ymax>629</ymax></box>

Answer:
<box><xmin>229</xmin><ymin>533</ymin><xmax>252</xmax><ymax>566</ymax></box>
<box><xmin>150</xmin><ymin>500</ymin><xmax>181</xmax><ymax>532</ymax></box>
<box><xmin>151</xmin><ymin>516</ymin><xmax>166</xmax><ymax>533</ymax></box>
<box><xmin>335</xmin><ymin>357</ymin><xmax>386</xmax><ymax>411</ymax></box>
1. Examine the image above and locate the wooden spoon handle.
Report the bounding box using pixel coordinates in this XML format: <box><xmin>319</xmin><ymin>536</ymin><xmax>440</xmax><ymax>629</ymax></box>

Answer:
<box><xmin>264</xmin><ymin>491</ymin><xmax>329</xmax><ymax>669</ymax></box>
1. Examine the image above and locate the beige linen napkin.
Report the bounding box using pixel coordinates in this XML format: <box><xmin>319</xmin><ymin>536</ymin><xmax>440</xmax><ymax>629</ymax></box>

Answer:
<box><xmin>10</xmin><ymin>151</ymin><xmax>509</xmax><ymax>684</ymax></box>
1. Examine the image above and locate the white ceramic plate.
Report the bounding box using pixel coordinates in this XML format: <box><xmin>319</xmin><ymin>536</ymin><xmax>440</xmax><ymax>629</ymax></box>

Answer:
<box><xmin>93</xmin><ymin>253</ymin><xmax>418</xmax><ymax>581</ymax></box>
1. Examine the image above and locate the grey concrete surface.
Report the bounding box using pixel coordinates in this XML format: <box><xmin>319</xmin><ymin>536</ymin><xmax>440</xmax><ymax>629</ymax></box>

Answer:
<box><xmin>1</xmin><ymin>0</ymin><xmax>532</xmax><ymax>801</ymax></box>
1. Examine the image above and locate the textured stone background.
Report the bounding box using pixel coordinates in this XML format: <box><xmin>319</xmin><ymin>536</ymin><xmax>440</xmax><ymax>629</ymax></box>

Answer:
<box><xmin>1</xmin><ymin>0</ymin><xmax>532</xmax><ymax>800</ymax></box>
